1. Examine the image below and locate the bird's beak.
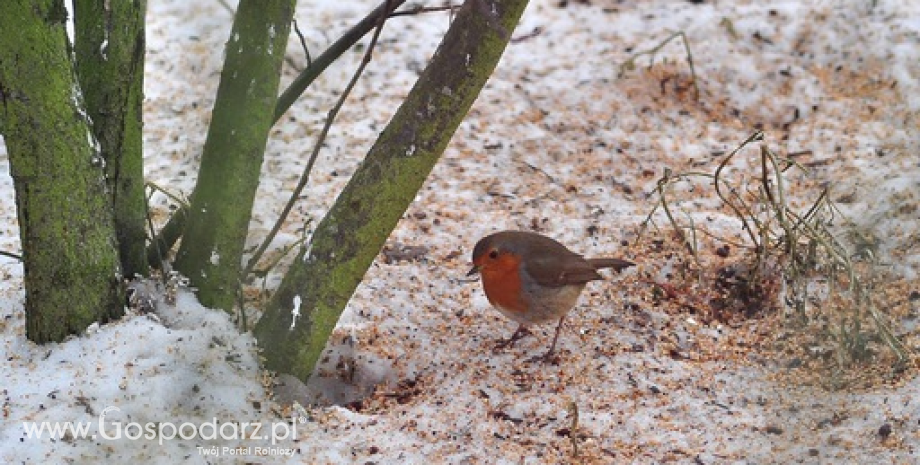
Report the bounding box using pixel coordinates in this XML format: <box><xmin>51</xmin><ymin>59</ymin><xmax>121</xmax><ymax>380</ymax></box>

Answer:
<box><xmin>466</xmin><ymin>265</ymin><xmax>480</xmax><ymax>277</ymax></box>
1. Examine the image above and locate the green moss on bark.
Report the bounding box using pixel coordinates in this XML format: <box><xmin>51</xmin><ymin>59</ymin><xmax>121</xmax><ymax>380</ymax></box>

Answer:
<box><xmin>174</xmin><ymin>0</ymin><xmax>296</xmax><ymax>311</ymax></box>
<box><xmin>254</xmin><ymin>0</ymin><xmax>530</xmax><ymax>382</ymax></box>
<box><xmin>73</xmin><ymin>0</ymin><xmax>149</xmax><ymax>278</ymax></box>
<box><xmin>0</xmin><ymin>0</ymin><xmax>125</xmax><ymax>343</ymax></box>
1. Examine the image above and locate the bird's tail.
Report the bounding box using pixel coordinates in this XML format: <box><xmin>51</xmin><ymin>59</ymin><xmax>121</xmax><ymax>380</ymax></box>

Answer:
<box><xmin>587</xmin><ymin>258</ymin><xmax>635</xmax><ymax>272</ymax></box>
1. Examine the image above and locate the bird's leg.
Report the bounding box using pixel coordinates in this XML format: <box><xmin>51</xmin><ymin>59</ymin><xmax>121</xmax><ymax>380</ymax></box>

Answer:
<box><xmin>493</xmin><ymin>325</ymin><xmax>531</xmax><ymax>352</ymax></box>
<box><xmin>530</xmin><ymin>316</ymin><xmax>566</xmax><ymax>364</ymax></box>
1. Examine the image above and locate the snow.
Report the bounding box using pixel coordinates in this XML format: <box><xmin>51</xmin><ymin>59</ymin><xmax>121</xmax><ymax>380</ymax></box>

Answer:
<box><xmin>0</xmin><ymin>291</ymin><xmax>287</xmax><ymax>463</ymax></box>
<box><xmin>1</xmin><ymin>0</ymin><xmax>919</xmax><ymax>463</ymax></box>
<box><xmin>290</xmin><ymin>295</ymin><xmax>302</xmax><ymax>330</ymax></box>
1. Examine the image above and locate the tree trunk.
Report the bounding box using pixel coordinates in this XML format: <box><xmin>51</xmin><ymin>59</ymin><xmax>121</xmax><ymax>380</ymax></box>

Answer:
<box><xmin>73</xmin><ymin>0</ymin><xmax>148</xmax><ymax>278</ymax></box>
<box><xmin>148</xmin><ymin>0</ymin><xmax>407</xmax><ymax>268</ymax></box>
<box><xmin>0</xmin><ymin>0</ymin><xmax>125</xmax><ymax>343</ymax></box>
<box><xmin>174</xmin><ymin>0</ymin><xmax>296</xmax><ymax>311</ymax></box>
<box><xmin>254</xmin><ymin>0</ymin><xmax>530</xmax><ymax>381</ymax></box>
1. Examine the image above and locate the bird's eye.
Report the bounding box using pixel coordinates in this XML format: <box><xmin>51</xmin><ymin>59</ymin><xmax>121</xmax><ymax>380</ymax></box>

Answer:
<box><xmin>488</xmin><ymin>249</ymin><xmax>499</xmax><ymax>259</ymax></box>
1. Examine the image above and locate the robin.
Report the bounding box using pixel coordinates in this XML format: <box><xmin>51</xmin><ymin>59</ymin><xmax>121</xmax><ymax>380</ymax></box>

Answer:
<box><xmin>468</xmin><ymin>230</ymin><xmax>635</xmax><ymax>362</ymax></box>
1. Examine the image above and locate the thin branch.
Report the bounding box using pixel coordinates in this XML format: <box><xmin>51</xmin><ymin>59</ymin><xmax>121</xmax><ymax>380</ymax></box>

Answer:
<box><xmin>387</xmin><ymin>4</ymin><xmax>462</xmax><ymax>18</ymax></box>
<box><xmin>244</xmin><ymin>0</ymin><xmax>394</xmax><ymax>279</ymax></box>
<box><xmin>147</xmin><ymin>0</ymin><xmax>411</xmax><ymax>263</ymax></box>
<box><xmin>511</xmin><ymin>26</ymin><xmax>544</xmax><ymax>44</ymax></box>
<box><xmin>273</xmin><ymin>0</ymin><xmax>407</xmax><ymax>122</ymax></box>
<box><xmin>145</xmin><ymin>181</ymin><xmax>187</xmax><ymax>206</ymax></box>
<box><xmin>0</xmin><ymin>250</ymin><xmax>22</xmax><ymax>261</ymax></box>
<box><xmin>292</xmin><ymin>18</ymin><xmax>312</xmax><ymax>68</ymax></box>
<box><xmin>713</xmin><ymin>130</ymin><xmax>763</xmax><ymax>247</ymax></box>
<box><xmin>619</xmin><ymin>30</ymin><xmax>700</xmax><ymax>100</ymax></box>
<box><xmin>215</xmin><ymin>0</ymin><xmax>234</xmax><ymax>15</ymax></box>
<box><xmin>144</xmin><ymin>182</ymin><xmax>190</xmax><ymax>269</ymax></box>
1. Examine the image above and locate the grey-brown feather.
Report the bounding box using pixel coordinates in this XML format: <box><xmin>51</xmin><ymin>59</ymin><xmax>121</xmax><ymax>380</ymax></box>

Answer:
<box><xmin>476</xmin><ymin>231</ymin><xmax>635</xmax><ymax>288</ymax></box>
<box><xmin>587</xmin><ymin>257</ymin><xmax>635</xmax><ymax>272</ymax></box>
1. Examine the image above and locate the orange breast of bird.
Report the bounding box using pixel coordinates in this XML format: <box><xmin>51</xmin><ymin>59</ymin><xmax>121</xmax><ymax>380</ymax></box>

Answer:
<box><xmin>480</xmin><ymin>253</ymin><xmax>527</xmax><ymax>315</ymax></box>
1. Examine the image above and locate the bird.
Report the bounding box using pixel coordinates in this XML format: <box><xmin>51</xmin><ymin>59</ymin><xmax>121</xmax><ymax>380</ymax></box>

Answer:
<box><xmin>468</xmin><ymin>230</ymin><xmax>635</xmax><ymax>362</ymax></box>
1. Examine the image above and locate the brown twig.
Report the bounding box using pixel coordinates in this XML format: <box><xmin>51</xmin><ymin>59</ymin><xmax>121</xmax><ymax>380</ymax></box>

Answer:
<box><xmin>242</xmin><ymin>0</ymin><xmax>394</xmax><ymax>284</ymax></box>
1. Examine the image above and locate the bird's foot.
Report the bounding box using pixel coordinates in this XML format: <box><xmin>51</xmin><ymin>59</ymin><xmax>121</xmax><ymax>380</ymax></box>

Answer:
<box><xmin>526</xmin><ymin>348</ymin><xmax>561</xmax><ymax>365</ymax></box>
<box><xmin>492</xmin><ymin>326</ymin><xmax>531</xmax><ymax>352</ymax></box>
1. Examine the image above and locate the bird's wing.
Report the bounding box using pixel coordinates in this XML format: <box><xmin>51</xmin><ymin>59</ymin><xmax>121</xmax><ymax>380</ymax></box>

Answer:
<box><xmin>524</xmin><ymin>252</ymin><xmax>604</xmax><ymax>287</ymax></box>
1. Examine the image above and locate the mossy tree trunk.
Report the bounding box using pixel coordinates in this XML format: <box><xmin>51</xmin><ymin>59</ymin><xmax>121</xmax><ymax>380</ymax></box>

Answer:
<box><xmin>0</xmin><ymin>0</ymin><xmax>125</xmax><ymax>343</ymax></box>
<box><xmin>254</xmin><ymin>0</ymin><xmax>530</xmax><ymax>382</ymax></box>
<box><xmin>147</xmin><ymin>0</ymin><xmax>407</xmax><ymax>267</ymax></box>
<box><xmin>174</xmin><ymin>0</ymin><xmax>296</xmax><ymax>311</ymax></box>
<box><xmin>73</xmin><ymin>0</ymin><xmax>148</xmax><ymax>278</ymax></box>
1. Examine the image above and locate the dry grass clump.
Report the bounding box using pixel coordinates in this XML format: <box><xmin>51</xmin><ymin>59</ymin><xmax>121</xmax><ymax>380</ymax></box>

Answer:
<box><xmin>638</xmin><ymin>130</ymin><xmax>914</xmax><ymax>388</ymax></box>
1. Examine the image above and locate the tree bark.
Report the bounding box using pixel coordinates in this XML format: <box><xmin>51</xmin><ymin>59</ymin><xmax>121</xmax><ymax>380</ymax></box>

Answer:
<box><xmin>175</xmin><ymin>0</ymin><xmax>296</xmax><ymax>311</ymax></box>
<box><xmin>73</xmin><ymin>0</ymin><xmax>148</xmax><ymax>278</ymax></box>
<box><xmin>0</xmin><ymin>0</ymin><xmax>125</xmax><ymax>343</ymax></box>
<box><xmin>148</xmin><ymin>0</ymin><xmax>407</xmax><ymax>267</ymax></box>
<box><xmin>254</xmin><ymin>0</ymin><xmax>530</xmax><ymax>381</ymax></box>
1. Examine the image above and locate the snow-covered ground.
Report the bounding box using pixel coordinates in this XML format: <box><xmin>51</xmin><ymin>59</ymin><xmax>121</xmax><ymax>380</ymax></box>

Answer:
<box><xmin>1</xmin><ymin>0</ymin><xmax>919</xmax><ymax>463</ymax></box>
